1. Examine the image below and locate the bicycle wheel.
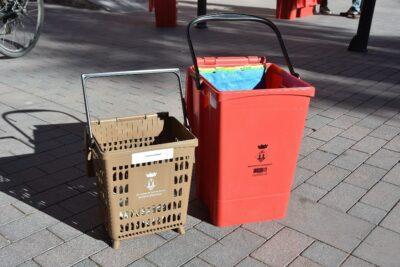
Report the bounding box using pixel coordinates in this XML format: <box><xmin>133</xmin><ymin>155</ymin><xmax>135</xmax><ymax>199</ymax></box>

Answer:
<box><xmin>0</xmin><ymin>0</ymin><xmax>44</xmax><ymax>58</ymax></box>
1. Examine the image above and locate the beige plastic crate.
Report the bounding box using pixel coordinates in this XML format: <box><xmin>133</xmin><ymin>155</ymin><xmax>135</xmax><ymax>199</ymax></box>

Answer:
<box><xmin>82</xmin><ymin>69</ymin><xmax>197</xmax><ymax>249</ymax></box>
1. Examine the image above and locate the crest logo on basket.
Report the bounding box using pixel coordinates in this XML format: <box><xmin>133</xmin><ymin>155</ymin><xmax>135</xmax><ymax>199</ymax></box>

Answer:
<box><xmin>146</xmin><ymin>172</ymin><xmax>157</xmax><ymax>178</ymax></box>
<box><xmin>146</xmin><ymin>172</ymin><xmax>157</xmax><ymax>191</ymax></box>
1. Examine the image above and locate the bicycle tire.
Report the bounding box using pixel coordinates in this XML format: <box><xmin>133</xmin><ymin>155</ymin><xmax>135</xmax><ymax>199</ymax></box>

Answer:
<box><xmin>0</xmin><ymin>0</ymin><xmax>44</xmax><ymax>58</ymax></box>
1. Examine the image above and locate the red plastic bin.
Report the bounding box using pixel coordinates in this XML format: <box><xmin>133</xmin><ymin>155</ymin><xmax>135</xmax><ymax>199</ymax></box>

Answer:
<box><xmin>186</xmin><ymin>14</ymin><xmax>315</xmax><ymax>227</ymax></box>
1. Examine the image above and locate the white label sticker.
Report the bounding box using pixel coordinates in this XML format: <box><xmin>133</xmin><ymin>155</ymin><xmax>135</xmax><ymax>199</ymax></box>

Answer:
<box><xmin>132</xmin><ymin>148</ymin><xmax>174</xmax><ymax>164</ymax></box>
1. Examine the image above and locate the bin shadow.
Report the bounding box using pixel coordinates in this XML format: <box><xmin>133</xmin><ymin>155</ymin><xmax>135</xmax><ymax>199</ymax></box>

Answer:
<box><xmin>0</xmin><ymin>109</ymin><xmax>207</xmax><ymax>243</ymax></box>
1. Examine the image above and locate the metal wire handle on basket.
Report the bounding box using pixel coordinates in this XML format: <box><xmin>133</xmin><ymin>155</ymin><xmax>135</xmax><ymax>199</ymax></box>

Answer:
<box><xmin>81</xmin><ymin>68</ymin><xmax>189</xmax><ymax>146</ymax></box>
<box><xmin>187</xmin><ymin>13</ymin><xmax>300</xmax><ymax>90</ymax></box>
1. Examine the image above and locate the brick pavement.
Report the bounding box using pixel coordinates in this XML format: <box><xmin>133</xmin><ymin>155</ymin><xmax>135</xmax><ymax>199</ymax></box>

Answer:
<box><xmin>0</xmin><ymin>0</ymin><xmax>399</xmax><ymax>266</ymax></box>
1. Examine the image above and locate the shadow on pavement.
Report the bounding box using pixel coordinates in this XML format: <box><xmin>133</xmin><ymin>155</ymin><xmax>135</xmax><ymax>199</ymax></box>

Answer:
<box><xmin>0</xmin><ymin>109</ymin><xmax>208</xmax><ymax>244</ymax></box>
<box><xmin>0</xmin><ymin>109</ymin><xmax>110</xmax><ymax>241</ymax></box>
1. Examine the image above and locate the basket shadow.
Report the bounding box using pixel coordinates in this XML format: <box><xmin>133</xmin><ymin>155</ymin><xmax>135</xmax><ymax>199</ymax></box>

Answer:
<box><xmin>0</xmin><ymin>109</ymin><xmax>208</xmax><ymax>244</ymax></box>
<box><xmin>0</xmin><ymin>109</ymin><xmax>110</xmax><ymax>242</ymax></box>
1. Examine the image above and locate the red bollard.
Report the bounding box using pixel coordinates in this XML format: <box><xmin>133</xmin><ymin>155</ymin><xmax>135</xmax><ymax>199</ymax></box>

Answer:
<box><xmin>276</xmin><ymin>0</ymin><xmax>317</xmax><ymax>19</ymax></box>
<box><xmin>154</xmin><ymin>0</ymin><xmax>177</xmax><ymax>27</ymax></box>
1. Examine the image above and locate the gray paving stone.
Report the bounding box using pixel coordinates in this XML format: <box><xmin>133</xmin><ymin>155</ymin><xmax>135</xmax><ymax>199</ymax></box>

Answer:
<box><xmin>0</xmin><ymin>234</ymin><xmax>10</xmax><ymax>249</ymax></box>
<box><xmin>302</xmin><ymin>241</ymin><xmax>347</xmax><ymax>267</ymax></box>
<box><xmin>185</xmin><ymin>214</ymin><xmax>202</xmax><ymax>229</ymax></box>
<box><xmin>242</xmin><ymin>221</ymin><xmax>283</xmax><ymax>240</ymax></box>
<box><xmin>236</xmin><ymin>257</ymin><xmax>266</xmax><ymax>267</ymax></box>
<box><xmin>194</xmin><ymin>221</ymin><xmax>237</xmax><ymax>240</ymax></box>
<box><xmin>68</xmin><ymin>176</ymin><xmax>97</xmax><ymax>193</ymax></box>
<box><xmin>0</xmin><ymin>230</ymin><xmax>62</xmax><ymax>267</ymax></box>
<box><xmin>72</xmin><ymin>258</ymin><xmax>99</xmax><ymax>267</ymax></box>
<box><xmin>0</xmin><ymin>191</ymin><xmax>17</xmax><ymax>206</ymax></box>
<box><xmin>0</xmin><ymin>205</ymin><xmax>25</xmax><ymax>226</ymax></box>
<box><xmin>307</xmin><ymin>165</ymin><xmax>350</xmax><ymax>191</ymax></box>
<box><xmin>349</xmin><ymin>202</ymin><xmax>387</xmax><ymax>225</ymax></box>
<box><xmin>48</xmin><ymin>222</ymin><xmax>83</xmax><ymax>241</ymax></box>
<box><xmin>346</xmin><ymin>106</ymin><xmax>375</xmax><ymax>121</ymax></box>
<box><xmin>306</xmin><ymin>115</ymin><xmax>333</xmax><ymax>130</ymax></box>
<box><xmin>292</xmin><ymin>167</ymin><xmax>315</xmax><ymax>189</ymax></box>
<box><xmin>12</xmin><ymin>201</ymin><xmax>37</xmax><ymax>215</ymax></box>
<box><xmin>320</xmin><ymin>183</ymin><xmax>366</xmax><ymax>212</ymax></box>
<box><xmin>293</xmin><ymin>183</ymin><xmax>328</xmax><ymax>202</ymax></box>
<box><xmin>156</xmin><ymin>230</ymin><xmax>179</xmax><ymax>240</ymax></box>
<box><xmin>0</xmin><ymin>209</ymin><xmax>59</xmax><ymax>241</ymax></box>
<box><xmin>30</xmin><ymin>184</ymin><xmax>80</xmax><ymax>209</ymax></box>
<box><xmin>303</xmin><ymin>127</ymin><xmax>315</xmax><ymax>137</ymax></box>
<box><xmin>309</xmin><ymin>125</ymin><xmax>343</xmax><ymax>142</ymax></box>
<box><xmin>352</xmin><ymin>136</ymin><xmax>387</xmax><ymax>154</ymax></box>
<box><xmin>299</xmin><ymin>137</ymin><xmax>325</xmax><ymax>156</ymax></box>
<box><xmin>199</xmin><ymin>228</ymin><xmax>265</xmax><ymax>266</ymax></box>
<box><xmin>356</xmin><ymin>115</ymin><xmax>386</xmax><ymax>130</ymax></box>
<box><xmin>59</xmin><ymin>191</ymin><xmax>98</xmax><ymax>214</ymax></box>
<box><xmin>380</xmin><ymin>203</ymin><xmax>400</xmax><ymax>234</ymax></box>
<box><xmin>311</xmin><ymin>98</ymin><xmax>336</xmax><ymax>110</ymax></box>
<box><xmin>41</xmin><ymin>204</ymin><xmax>72</xmax><ymax>221</ymax></box>
<box><xmin>91</xmin><ymin>235</ymin><xmax>164</xmax><ymax>267</ymax></box>
<box><xmin>340</xmin><ymin>125</ymin><xmax>372</xmax><ymax>141</ymax></box>
<box><xmin>6</xmin><ymin>184</ymin><xmax>37</xmax><ymax>202</ymax></box>
<box><xmin>145</xmin><ymin>229</ymin><xmax>214</xmax><ymax>267</ymax></box>
<box><xmin>370</xmin><ymin>124</ymin><xmax>400</xmax><ymax>140</ymax></box>
<box><xmin>0</xmin><ymin>168</ymin><xmax>46</xmax><ymax>190</ymax></box>
<box><xmin>385</xmin><ymin>135</ymin><xmax>400</xmax><ymax>152</ymax></box>
<box><xmin>361</xmin><ymin>181</ymin><xmax>400</xmax><ymax>211</ymax></box>
<box><xmin>63</xmin><ymin>206</ymin><xmax>102</xmax><ymax>233</ymax></box>
<box><xmin>345</xmin><ymin>164</ymin><xmax>388</xmax><ymax>190</ymax></box>
<box><xmin>281</xmin><ymin>194</ymin><xmax>373</xmax><ymax>253</ymax></box>
<box><xmin>319</xmin><ymin>136</ymin><xmax>356</xmax><ymax>155</ymax></box>
<box><xmin>127</xmin><ymin>258</ymin><xmax>156</xmax><ymax>267</ymax></box>
<box><xmin>251</xmin><ymin>228</ymin><xmax>313</xmax><ymax>266</ymax></box>
<box><xmin>17</xmin><ymin>260</ymin><xmax>41</xmax><ymax>267</ymax></box>
<box><xmin>329</xmin><ymin>115</ymin><xmax>361</xmax><ymax>130</ymax></box>
<box><xmin>354</xmin><ymin>227</ymin><xmax>400</xmax><ymax>267</ymax></box>
<box><xmin>289</xmin><ymin>256</ymin><xmax>322</xmax><ymax>267</ymax></box>
<box><xmin>331</xmin><ymin>149</ymin><xmax>370</xmax><ymax>171</ymax></box>
<box><xmin>341</xmin><ymin>256</ymin><xmax>376</xmax><ymax>267</ymax></box>
<box><xmin>27</xmin><ymin>167</ymin><xmax>84</xmax><ymax>192</ymax></box>
<box><xmin>383</xmin><ymin>164</ymin><xmax>400</xmax><ymax>186</ymax></box>
<box><xmin>34</xmin><ymin>234</ymin><xmax>108</xmax><ymax>267</ymax></box>
<box><xmin>366</xmin><ymin>148</ymin><xmax>400</xmax><ymax>170</ymax></box>
<box><xmin>37</xmin><ymin>153</ymin><xmax>83</xmax><ymax>174</ymax></box>
<box><xmin>319</xmin><ymin>106</ymin><xmax>347</xmax><ymax>120</ymax></box>
<box><xmin>385</xmin><ymin>114</ymin><xmax>400</xmax><ymax>128</ymax></box>
<box><xmin>297</xmin><ymin>154</ymin><xmax>305</xmax><ymax>164</ymax></box>
<box><xmin>298</xmin><ymin>150</ymin><xmax>336</xmax><ymax>172</ymax></box>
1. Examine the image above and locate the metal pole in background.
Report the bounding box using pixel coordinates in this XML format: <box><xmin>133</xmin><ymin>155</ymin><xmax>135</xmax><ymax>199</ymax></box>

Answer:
<box><xmin>348</xmin><ymin>0</ymin><xmax>377</xmax><ymax>52</ymax></box>
<box><xmin>197</xmin><ymin>0</ymin><xmax>207</xmax><ymax>28</ymax></box>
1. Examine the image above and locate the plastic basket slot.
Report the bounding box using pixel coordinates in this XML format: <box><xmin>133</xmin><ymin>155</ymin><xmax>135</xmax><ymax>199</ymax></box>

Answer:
<box><xmin>113</xmin><ymin>184</ymin><xmax>129</xmax><ymax>195</ymax></box>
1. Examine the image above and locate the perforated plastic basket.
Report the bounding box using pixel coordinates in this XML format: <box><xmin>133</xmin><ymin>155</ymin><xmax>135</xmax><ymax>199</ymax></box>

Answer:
<box><xmin>82</xmin><ymin>69</ymin><xmax>198</xmax><ymax>249</ymax></box>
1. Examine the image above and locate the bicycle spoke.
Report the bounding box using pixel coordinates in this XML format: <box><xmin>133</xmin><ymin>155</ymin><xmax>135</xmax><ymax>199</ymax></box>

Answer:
<box><xmin>21</xmin><ymin>14</ymin><xmax>36</xmax><ymax>25</ymax></box>
<box><xmin>26</xmin><ymin>8</ymin><xmax>38</xmax><ymax>13</ymax></box>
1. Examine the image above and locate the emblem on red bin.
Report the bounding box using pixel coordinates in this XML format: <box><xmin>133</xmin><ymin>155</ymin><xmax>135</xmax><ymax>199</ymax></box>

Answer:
<box><xmin>250</xmin><ymin>144</ymin><xmax>271</xmax><ymax>176</ymax></box>
<box><xmin>257</xmin><ymin>144</ymin><xmax>268</xmax><ymax>162</ymax></box>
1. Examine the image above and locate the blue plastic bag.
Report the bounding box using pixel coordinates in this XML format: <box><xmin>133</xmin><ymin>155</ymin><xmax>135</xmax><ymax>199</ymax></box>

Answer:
<box><xmin>199</xmin><ymin>65</ymin><xmax>266</xmax><ymax>91</ymax></box>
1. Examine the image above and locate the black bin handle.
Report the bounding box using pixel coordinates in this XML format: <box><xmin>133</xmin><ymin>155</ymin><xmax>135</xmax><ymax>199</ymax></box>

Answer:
<box><xmin>187</xmin><ymin>13</ymin><xmax>299</xmax><ymax>90</ymax></box>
